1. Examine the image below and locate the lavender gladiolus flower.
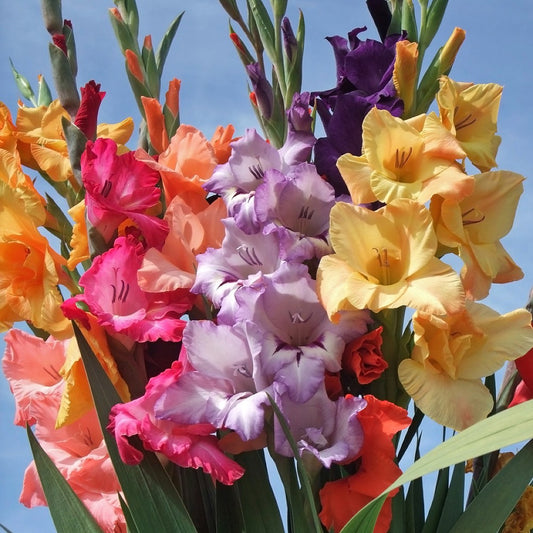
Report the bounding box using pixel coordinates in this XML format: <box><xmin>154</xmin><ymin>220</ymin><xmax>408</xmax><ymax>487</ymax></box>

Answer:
<box><xmin>272</xmin><ymin>384</ymin><xmax>366</xmax><ymax>468</ymax></box>
<box><xmin>230</xmin><ymin>263</ymin><xmax>371</xmax><ymax>403</ymax></box>
<box><xmin>255</xmin><ymin>163</ymin><xmax>335</xmax><ymax>260</ymax></box>
<box><xmin>192</xmin><ymin>218</ymin><xmax>298</xmax><ymax>308</ymax></box>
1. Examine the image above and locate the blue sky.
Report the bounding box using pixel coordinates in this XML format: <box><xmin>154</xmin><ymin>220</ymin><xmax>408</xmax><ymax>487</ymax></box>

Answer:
<box><xmin>1</xmin><ymin>1</ymin><xmax>532</xmax><ymax>531</ymax></box>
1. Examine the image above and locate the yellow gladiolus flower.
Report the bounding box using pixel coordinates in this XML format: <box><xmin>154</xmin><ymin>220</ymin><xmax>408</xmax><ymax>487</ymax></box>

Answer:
<box><xmin>0</xmin><ymin>181</ymin><xmax>71</xmax><ymax>338</ymax></box>
<box><xmin>430</xmin><ymin>170</ymin><xmax>524</xmax><ymax>300</ymax></box>
<box><xmin>398</xmin><ymin>302</ymin><xmax>533</xmax><ymax>431</ymax></box>
<box><xmin>437</xmin><ymin>76</ymin><xmax>502</xmax><ymax>171</ymax></box>
<box><xmin>66</xmin><ymin>199</ymin><xmax>90</xmax><ymax>270</ymax></box>
<box><xmin>316</xmin><ymin>199</ymin><xmax>464</xmax><ymax>319</ymax></box>
<box><xmin>337</xmin><ymin>107</ymin><xmax>471</xmax><ymax>205</ymax></box>
<box><xmin>15</xmin><ymin>100</ymin><xmax>134</xmax><ymax>182</ymax></box>
<box><xmin>56</xmin><ymin>315</ymin><xmax>130</xmax><ymax>427</ymax></box>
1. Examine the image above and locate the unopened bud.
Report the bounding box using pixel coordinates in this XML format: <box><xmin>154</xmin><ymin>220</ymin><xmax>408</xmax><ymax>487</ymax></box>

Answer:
<box><xmin>40</xmin><ymin>0</ymin><xmax>63</xmax><ymax>35</ymax></box>
<box><xmin>125</xmin><ymin>49</ymin><xmax>144</xmax><ymax>83</ymax></box>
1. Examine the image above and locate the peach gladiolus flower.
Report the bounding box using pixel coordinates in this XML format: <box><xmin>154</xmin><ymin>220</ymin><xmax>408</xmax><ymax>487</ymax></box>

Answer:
<box><xmin>136</xmin><ymin>123</ymin><xmax>236</xmax><ymax>212</ymax></box>
<box><xmin>0</xmin><ymin>181</ymin><xmax>72</xmax><ymax>337</ymax></box>
<box><xmin>431</xmin><ymin>170</ymin><xmax>524</xmax><ymax>300</ymax></box>
<box><xmin>337</xmin><ymin>107</ymin><xmax>471</xmax><ymax>205</ymax></box>
<box><xmin>0</xmin><ymin>101</ymin><xmax>17</xmax><ymax>154</ymax></box>
<box><xmin>437</xmin><ymin>76</ymin><xmax>502</xmax><ymax>171</ymax></box>
<box><xmin>2</xmin><ymin>328</ymin><xmax>126</xmax><ymax>532</ymax></box>
<box><xmin>15</xmin><ymin>99</ymin><xmax>134</xmax><ymax>182</ymax></box>
<box><xmin>398</xmin><ymin>301</ymin><xmax>533</xmax><ymax>430</ymax></box>
<box><xmin>393</xmin><ymin>40</ymin><xmax>419</xmax><ymax>115</ymax></box>
<box><xmin>317</xmin><ymin>199</ymin><xmax>464</xmax><ymax>319</ymax></box>
<box><xmin>138</xmin><ymin>194</ymin><xmax>226</xmax><ymax>293</ymax></box>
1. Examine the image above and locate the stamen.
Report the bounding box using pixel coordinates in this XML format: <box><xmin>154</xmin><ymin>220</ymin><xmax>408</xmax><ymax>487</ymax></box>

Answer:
<box><xmin>372</xmin><ymin>247</ymin><xmax>391</xmax><ymax>285</ymax></box>
<box><xmin>298</xmin><ymin>205</ymin><xmax>314</xmax><ymax>220</ymax></box>
<box><xmin>111</xmin><ymin>283</ymin><xmax>117</xmax><ymax>303</ymax></box>
<box><xmin>395</xmin><ymin>147</ymin><xmax>413</xmax><ymax>169</ymax></box>
<box><xmin>237</xmin><ymin>245</ymin><xmax>263</xmax><ymax>266</ymax></box>
<box><xmin>455</xmin><ymin>113</ymin><xmax>476</xmax><ymax>130</ymax></box>
<box><xmin>101</xmin><ymin>179</ymin><xmax>112</xmax><ymax>197</ymax></box>
<box><xmin>462</xmin><ymin>207</ymin><xmax>485</xmax><ymax>226</ymax></box>
<box><xmin>249</xmin><ymin>163</ymin><xmax>264</xmax><ymax>180</ymax></box>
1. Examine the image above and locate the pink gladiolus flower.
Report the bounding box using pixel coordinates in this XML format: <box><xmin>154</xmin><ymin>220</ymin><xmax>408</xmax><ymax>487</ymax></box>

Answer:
<box><xmin>82</xmin><ymin>138</ymin><xmax>168</xmax><ymax>247</ymax></box>
<box><xmin>63</xmin><ymin>234</ymin><xmax>191</xmax><ymax>343</ymax></box>
<box><xmin>108</xmin><ymin>360</ymin><xmax>245</xmax><ymax>485</ymax></box>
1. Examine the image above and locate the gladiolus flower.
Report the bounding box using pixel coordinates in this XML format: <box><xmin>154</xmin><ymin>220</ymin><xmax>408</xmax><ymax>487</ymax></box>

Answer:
<box><xmin>317</xmin><ymin>199</ymin><xmax>465</xmax><ymax>318</ymax></box>
<box><xmin>431</xmin><ymin>170</ymin><xmax>524</xmax><ymax>300</ymax></box>
<box><xmin>319</xmin><ymin>395</ymin><xmax>410</xmax><ymax>533</ymax></box>
<box><xmin>437</xmin><ymin>76</ymin><xmax>502</xmax><ymax>171</ymax></box>
<box><xmin>398</xmin><ymin>302</ymin><xmax>533</xmax><ymax>430</ymax></box>
<box><xmin>337</xmin><ymin>108</ymin><xmax>471</xmax><ymax>205</ymax></box>
<box><xmin>342</xmin><ymin>326</ymin><xmax>388</xmax><ymax>385</ymax></box>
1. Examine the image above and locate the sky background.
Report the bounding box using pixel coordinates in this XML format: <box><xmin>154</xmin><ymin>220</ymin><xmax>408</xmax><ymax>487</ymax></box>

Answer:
<box><xmin>1</xmin><ymin>1</ymin><xmax>532</xmax><ymax>531</ymax></box>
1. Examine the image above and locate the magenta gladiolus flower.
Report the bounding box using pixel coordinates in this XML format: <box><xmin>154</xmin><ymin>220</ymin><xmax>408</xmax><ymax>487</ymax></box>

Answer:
<box><xmin>63</xmin><ymin>235</ymin><xmax>190</xmax><ymax>343</ymax></box>
<box><xmin>108</xmin><ymin>360</ymin><xmax>245</xmax><ymax>485</ymax></box>
<box><xmin>82</xmin><ymin>138</ymin><xmax>168</xmax><ymax>247</ymax></box>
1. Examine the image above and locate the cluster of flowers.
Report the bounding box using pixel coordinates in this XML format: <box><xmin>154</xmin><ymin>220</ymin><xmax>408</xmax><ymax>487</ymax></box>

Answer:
<box><xmin>2</xmin><ymin>2</ymin><xmax>533</xmax><ymax>533</ymax></box>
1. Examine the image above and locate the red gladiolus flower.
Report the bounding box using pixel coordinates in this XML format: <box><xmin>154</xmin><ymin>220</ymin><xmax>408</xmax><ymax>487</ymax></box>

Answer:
<box><xmin>319</xmin><ymin>395</ymin><xmax>410</xmax><ymax>533</ymax></box>
<box><xmin>342</xmin><ymin>326</ymin><xmax>388</xmax><ymax>385</ymax></box>
<box><xmin>74</xmin><ymin>80</ymin><xmax>105</xmax><ymax>140</ymax></box>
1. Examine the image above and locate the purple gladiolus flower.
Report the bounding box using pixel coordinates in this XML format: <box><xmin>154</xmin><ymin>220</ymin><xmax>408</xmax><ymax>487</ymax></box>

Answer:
<box><xmin>312</xmin><ymin>27</ymin><xmax>404</xmax><ymax>195</ymax></box>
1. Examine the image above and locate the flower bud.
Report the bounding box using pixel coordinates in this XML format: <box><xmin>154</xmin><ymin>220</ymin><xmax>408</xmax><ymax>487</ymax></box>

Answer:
<box><xmin>40</xmin><ymin>0</ymin><xmax>63</xmax><ymax>35</ymax></box>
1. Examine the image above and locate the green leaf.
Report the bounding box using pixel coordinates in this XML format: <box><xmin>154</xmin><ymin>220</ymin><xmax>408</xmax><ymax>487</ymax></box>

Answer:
<box><xmin>397</xmin><ymin>407</ymin><xmax>424</xmax><ymax>462</ymax></box>
<box><xmin>0</xmin><ymin>523</ymin><xmax>15</xmax><ymax>533</ymax></box>
<box><xmin>405</xmin><ymin>437</ymin><xmax>424</xmax><ymax>533</ymax></box>
<box><xmin>155</xmin><ymin>12</ymin><xmax>184</xmax><ymax>79</ymax></box>
<box><xmin>26</xmin><ymin>425</ymin><xmax>102</xmax><ymax>533</ymax></box>
<box><xmin>435</xmin><ymin>462</ymin><xmax>464</xmax><ymax>532</ymax></box>
<box><xmin>215</xmin><ymin>481</ymin><xmax>245</xmax><ymax>533</ymax></box>
<box><xmin>450</xmin><ymin>440</ymin><xmax>533</xmax><ymax>532</ymax></box>
<box><xmin>421</xmin><ymin>467</ymin><xmax>449</xmax><ymax>533</ymax></box>
<box><xmin>340</xmin><ymin>494</ymin><xmax>388</xmax><ymax>533</ymax></box>
<box><xmin>234</xmin><ymin>450</ymin><xmax>285</xmax><ymax>533</ymax></box>
<box><xmin>343</xmin><ymin>400</ymin><xmax>533</xmax><ymax>532</ymax></box>
<box><xmin>72</xmin><ymin>323</ymin><xmax>197</xmax><ymax>533</ymax></box>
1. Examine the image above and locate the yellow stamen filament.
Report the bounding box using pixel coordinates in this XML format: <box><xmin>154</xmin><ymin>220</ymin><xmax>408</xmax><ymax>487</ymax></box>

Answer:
<box><xmin>373</xmin><ymin>247</ymin><xmax>391</xmax><ymax>285</ymax></box>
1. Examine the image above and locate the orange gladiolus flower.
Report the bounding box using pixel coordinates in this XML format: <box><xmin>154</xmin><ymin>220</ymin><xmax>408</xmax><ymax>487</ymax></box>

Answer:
<box><xmin>319</xmin><ymin>395</ymin><xmax>410</xmax><ymax>533</ymax></box>
<box><xmin>0</xmin><ymin>181</ymin><xmax>72</xmax><ymax>338</ymax></box>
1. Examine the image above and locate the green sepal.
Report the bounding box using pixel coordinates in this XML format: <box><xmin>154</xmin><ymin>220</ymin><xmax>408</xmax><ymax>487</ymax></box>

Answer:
<box><xmin>142</xmin><ymin>40</ymin><xmax>159</xmax><ymax>98</ymax></box>
<box><xmin>229</xmin><ymin>22</ymin><xmax>256</xmax><ymax>66</ymax></box>
<box><xmin>61</xmin><ymin>116</ymin><xmax>87</xmax><ymax>193</ymax></box>
<box><xmin>248</xmin><ymin>0</ymin><xmax>277</xmax><ymax>64</ymax></box>
<box><xmin>37</xmin><ymin>75</ymin><xmax>53</xmax><ymax>106</ymax></box>
<box><xmin>272</xmin><ymin>0</ymin><xmax>288</xmax><ymax>20</ymax></box>
<box><xmin>114</xmin><ymin>0</ymin><xmax>140</xmax><ymax>40</ymax></box>
<box><xmin>387</xmin><ymin>0</ymin><xmax>403</xmax><ymax>36</ymax></box>
<box><xmin>9</xmin><ymin>59</ymin><xmax>37</xmax><ymax>105</ymax></box>
<box><xmin>49</xmin><ymin>42</ymin><xmax>79</xmax><ymax>116</ymax></box>
<box><xmin>283</xmin><ymin>10</ymin><xmax>304</xmax><ymax>106</ymax></box>
<box><xmin>450</xmin><ymin>440</ymin><xmax>533</xmax><ymax>532</ymax></box>
<box><xmin>108</xmin><ymin>9</ymin><xmax>140</xmax><ymax>56</ymax></box>
<box><xmin>420</xmin><ymin>0</ymin><xmax>450</xmax><ymax>52</ymax></box>
<box><xmin>155</xmin><ymin>12</ymin><xmax>184</xmax><ymax>80</ymax></box>
<box><xmin>401</xmin><ymin>0</ymin><xmax>418</xmax><ymax>42</ymax></box>
<box><xmin>163</xmin><ymin>103</ymin><xmax>180</xmax><ymax>140</ymax></box>
<box><xmin>63</xmin><ymin>23</ymin><xmax>78</xmax><ymax>77</ymax></box>
<box><xmin>40</xmin><ymin>0</ymin><xmax>63</xmax><ymax>34</ymax></box>
<box><xmin>72</xmin><ymin>323</ymin><xmax>198</xmax><ymax>533</ymax></box>
<box><xmin>218</xmin><ymin>0</ymin><xmax>241</xmax><ymax>21</ymax></box>
<box><xmin>44</xmin><ymin>192</ymin><xmax>74</xmax><ymax>251</ymax></box>
<box><xmin>26</xmin><ymin>425</ymin><xmax>102</xmax><ymax>533</ymax></box>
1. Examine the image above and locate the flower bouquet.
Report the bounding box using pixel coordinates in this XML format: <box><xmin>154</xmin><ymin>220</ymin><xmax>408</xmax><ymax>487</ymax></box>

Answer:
<box><xmin>1</xmin><ymin>0</ymin><xmax>533</xmax><ymax>532</ymax></box>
